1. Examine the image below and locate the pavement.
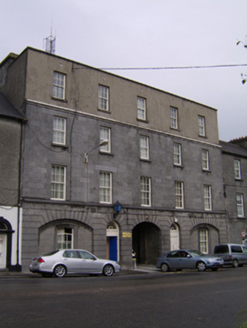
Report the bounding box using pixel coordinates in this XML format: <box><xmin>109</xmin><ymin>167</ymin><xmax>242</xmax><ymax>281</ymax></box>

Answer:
<box><xmin>0</xmin><ymin>264</ymin><xmax>160</xmax><ymax>278</ymax></box>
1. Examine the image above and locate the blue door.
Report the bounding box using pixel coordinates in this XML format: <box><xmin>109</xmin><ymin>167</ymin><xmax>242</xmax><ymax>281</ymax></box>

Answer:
<box><xmin>109</xmin><ymin>237</ymin><xmax>118</xmax><ymax>261</ymax></box>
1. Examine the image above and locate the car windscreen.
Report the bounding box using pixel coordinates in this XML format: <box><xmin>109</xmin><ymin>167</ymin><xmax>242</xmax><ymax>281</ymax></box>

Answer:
<box><xmin>188</xmin><ymin>250</ymin><xmax>203</xmax><ymax>256</ymax></box>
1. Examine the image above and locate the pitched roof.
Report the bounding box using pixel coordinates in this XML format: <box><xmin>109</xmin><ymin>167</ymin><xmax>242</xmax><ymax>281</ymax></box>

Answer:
<box><xmin>220</xmin><ymin>140</ymin><xmax>247</xmax><ymax>158</ymax></box>
<box><xmin>0</xmin><ymin>93</ymin><xmax>26</xmax><ymax>121</ymax></box>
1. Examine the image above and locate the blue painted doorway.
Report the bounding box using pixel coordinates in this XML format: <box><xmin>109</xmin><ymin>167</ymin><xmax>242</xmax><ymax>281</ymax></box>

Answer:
<box><xmin>109</xmin><ymin>236</ymin><xmax>118</xmax><ymax>261</ymax></box>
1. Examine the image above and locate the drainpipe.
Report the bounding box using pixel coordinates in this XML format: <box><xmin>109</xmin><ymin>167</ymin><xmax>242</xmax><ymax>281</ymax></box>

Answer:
<box><xmin>16</xmin><ymin>121</ymin><xmax>24</xmax><ymax>272</ymax></box>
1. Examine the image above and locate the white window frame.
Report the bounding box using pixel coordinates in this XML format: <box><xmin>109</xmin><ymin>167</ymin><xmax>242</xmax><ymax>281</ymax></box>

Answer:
<box><xmin>175</xmin><ymin>181</ymin><xmax>184</xmax><ymax>209</ymax></box>
<box><xmin>141</xmin><ymin>177</ymin><xmax>151</xmax><ymax>206</ymax></box>
<box><xmin>234</xmin><ymin>159</ymin><xmax>241</xmax><ymax>180</ymax></box>
<box><xmin>170</xmin><ymin>107</ymin><xmax>178</xmax><ymax>129</ymax></box>
<box><xmin>51</xmin><ymin>165</ymin><xmax>66</xmax><ymax>200</ymax></box>
<box><xmin>236</xmin><ymin>194</ymin><xmax>244</xmax><ymax>217</ymax></box>
<box><xmin>173</xmin><ymin>143</ymin><xmax>181</xmax><ymax>165</ymax></box>
<box><xmin>140</xmin><ymin>136</ymin><xmax>149</xmax><ymax>160</ymax></box>
<box><xmin>100</xmin><ymin>127</ymin><xmax>111</xmax><ymax>153</ymax></box>
<box><xmin>204</xmin><ymin>185</ymin><xmax>212</xmax><ymax>211</ymax></box>
<box><xmin>53</xmin><ymin>72</ymin><xmax>66</xmax><ymax>99</ymax></box>
<box><xmin>53</xmin><ymin>117</ymin><xmax>66</xmax><ymax>145</ymax></box>
<box><xmin>199</xmin><ymin>229</ymin><xmax>208</xmax><ymax>254</ymax></box>
<box><xmin>57</xmin><ymin>228</ymin><xmax>73</xmax><ymax>249</ymax></box>
<box><xmin>98</xmin><ymin>85</ymin><xmax>109</xmax><ymax>111</ymax></box>
<box><xmin>100</xmin><ymin>172</ymin><xmax>112</xmax><ymax>204</ymax></box>
<box><xmin>202</xmin><ymin>149</ymin><xmax>209</xmax><ymax>171</ymax></box>
<box><xmin>137</xmin><ymin>97</ymin><xmax>146</xmax><ymax>120</ymax></box>
<box><xmin>198</xmin><ymin>115</ymin><xmax>206</xmax><ymax>137</ymax></box>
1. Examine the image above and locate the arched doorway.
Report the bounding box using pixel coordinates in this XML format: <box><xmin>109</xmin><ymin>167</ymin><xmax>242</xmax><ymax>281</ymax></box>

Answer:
<box><xmin>132</xmin><ymin>222</ymin><xmax>160</xmax><ymax>265</ymax></box>
<box><xmin>170</xmin><ymin>223</ymin><xmax>180</xmax><ymax>250</ymax></box>
<box><xmin>0</xmin><ymin>217</ymin><xmax>14</xmax><ymax>270</ymax></box>
<box><xmin>106</xmin><ymin>221</ymin><xmax>119</xmax><ymax>261</ymax></box>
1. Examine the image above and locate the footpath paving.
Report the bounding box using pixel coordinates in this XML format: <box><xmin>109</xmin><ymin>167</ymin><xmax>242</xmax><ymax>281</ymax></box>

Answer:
<box><xmin>0</xmin><ymin>265</ymin><xmax>160</xmax><ymax>278</ymax></box>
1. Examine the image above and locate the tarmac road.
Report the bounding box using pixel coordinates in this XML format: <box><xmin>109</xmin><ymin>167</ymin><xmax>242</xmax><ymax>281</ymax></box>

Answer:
<box><xmin>0</xmin><ymin>266</ymin><xmax>247</xmax><ymax>328</ymax></box>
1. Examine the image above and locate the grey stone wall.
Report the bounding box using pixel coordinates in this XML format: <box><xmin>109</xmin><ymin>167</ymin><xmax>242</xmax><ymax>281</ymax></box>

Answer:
<box><xmin>0</xmin><ymin>118</ymin><xmax>21</xmax><ymax>205</ymax></box>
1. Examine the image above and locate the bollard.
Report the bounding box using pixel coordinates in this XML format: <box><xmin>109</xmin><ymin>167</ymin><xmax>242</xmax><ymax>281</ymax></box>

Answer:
<box><xmin>132</xmin><ymin>258</ymin><xmax>136</xmax><ymax>269</ymax></box>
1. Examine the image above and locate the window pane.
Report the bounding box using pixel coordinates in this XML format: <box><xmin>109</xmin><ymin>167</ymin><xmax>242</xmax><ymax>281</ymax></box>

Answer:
<box><xmin>51</xmin><ymin>166</ymin><xmax>65</xmax><ymax>200</ymax></box>
<box><xmin>53</xmin><ymin>117</ymin><xmax>66</xmax><ymax>144</ymax></box>
<box><xmin>98</xmin><ymin>85</ymin><xmax>109</xmax><ymax>111</ymax></box>
<box><xmin>236</xmin><ymin>194</ymin><xmax>244</xmax><ymax>217</ymax></box>
<box><xmin>53</xmin><ymin>72</ymin><xmax>65</xmax><ymax>99</ymax></box>
<box><xmin>100</xmin><ymin>127</ymin><xmax>110</xmax><ymax>152</ymax></box>
<box><xmin>198</xmin><ymin>116</ymin><xmax>205</xmax><ymax>136</ymax></box>
<box><xmin>202</xmin><ymin>150</ymin><xmax>209</xmax><ymax>170</ymax></box>
<box><xmin>137</xmin><ymin>97</ymin><xmax>146</xmax><ymax>120</ymax></box>
<box><xmin>234</xmin><ymin>160</ymin><xmax>241</xmax><ymax>179</ymax></box>
<box><xmin>204</xmin><ymin>185</ymin><xmax>211</xmax><ymax>210</ymax></box>
<box><xmin>170</xmin><ymin>107</ymin><xmax>178</xmax><ymax>129</ymax></box>
<box><xmin>140</xmin><ymin>136</ymin><xmax>149</xmax><ymax>159</ymax></box>
<box><xmin>141</xmin><ymin>177</ymin><xmax>151</xmax><ymax>206</ymax></box>
<box><xmin>57</xmin><ymin>228</ymin><xmax>73</xmax><ymax>249</ymax></box>
<box><xmin>174</xmin><ymin>143</ymin><xmax>181</xmax><ymax>165</ymax></box>
<box><xmin>175</xmin><ymin>181</ymin><xmax>184</xmax><ymax>208</ymax></box>
<box><xmin>100</xmin><ymin>172</ymin><xmax>112</xmax><ymax>203</ymax></box>
<box><xmin>200</xmin><ymin>229</ymin><xmax>208</xmax><ymax>254</ymax></box>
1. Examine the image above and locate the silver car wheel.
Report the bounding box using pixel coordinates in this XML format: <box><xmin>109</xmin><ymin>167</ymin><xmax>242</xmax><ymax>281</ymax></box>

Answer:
<box><xmin>161</xmin><ymin>263</ymin><xmax>169</xmax><ymax>272</ymax></box>
<box><xmin>233</xmin><ymin>259</ymin><xmax>238</xmax><ymax>268</ymax></box>
<box><xmin>197</xmin><ymin>261</ymin><xmax>206</xmax><ymax>272</ymax></box>
<box><xmin>54</xmin><ymin>265</ymin><xmax>66</xmax><ymax>278</ymax></box>
<box><xmin>103</xmin><ymin>264</ymin><xmax>114</xmax><ymax>276</ymax></box>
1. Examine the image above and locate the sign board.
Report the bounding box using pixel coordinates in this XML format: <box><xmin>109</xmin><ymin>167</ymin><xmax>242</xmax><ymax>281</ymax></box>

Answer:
<box><xmin>241</xmin><ymin>230</ymin><xmax>246</xmax><ymax>239</ymax></box>
<box><xmin>122</xmin><ymin>232</ymin><xmax>132</xmax><ymax>238</ymax></box>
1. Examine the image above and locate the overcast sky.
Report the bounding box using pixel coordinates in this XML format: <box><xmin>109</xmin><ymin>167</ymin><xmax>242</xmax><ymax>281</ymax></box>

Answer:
<box><xmin>1</xmin><ymin>0</ymin><xmax>246</xmax><ymax>141</ymax></box>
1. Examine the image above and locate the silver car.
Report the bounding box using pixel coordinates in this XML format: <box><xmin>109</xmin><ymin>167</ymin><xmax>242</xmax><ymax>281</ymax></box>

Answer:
<box><xmin>156</xmin><ymin>249</ymin><xmax>224</xmax><ymax>272</ymax></box>
<box><xmin>29</xmin><ymin>249</ymin><xmax>121</xmax><ymax>277</ymax></box>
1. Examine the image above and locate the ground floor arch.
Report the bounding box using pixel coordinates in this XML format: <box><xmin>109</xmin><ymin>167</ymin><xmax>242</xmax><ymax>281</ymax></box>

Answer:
<box><xmin>39</xmin><ymin>219</ymin><xmax>93</xmax><ymax>255</ymax></box>
<box><xmin>132</xmin><ymin>222</ymin><xmax>161</xmax><ymax>265</ymax></box>
<box><xmin>190</xmin><ymin>223</ymin><xmax>219</xmax><ymax>254</ymax></box>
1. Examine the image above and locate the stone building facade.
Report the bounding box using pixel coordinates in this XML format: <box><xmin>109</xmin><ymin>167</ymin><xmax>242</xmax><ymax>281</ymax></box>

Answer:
<box><xmin>220</xmin><ymin>138</ymin><xmax>247</xmax><ymax>244</ymax></box>
<box><xmin>0</xmin><ymin>47</ymin><xmax>229</xmax><ymax>272</ymax></box>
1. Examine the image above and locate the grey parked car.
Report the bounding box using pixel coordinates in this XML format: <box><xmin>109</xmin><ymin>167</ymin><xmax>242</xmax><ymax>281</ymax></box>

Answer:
<box><xmin>156</xmin><ymin>249</ymin><xmax>224</xmax><ymax>272</ymax></box>
<box><xmin>29</xmin><ymin>249</ymin><xmax>121</xmax><ymax>278</ymax></box>
<box><xmin>213</xmin><ymin>244</ymin><xmax>247</xmax><ymax>268</ymax></box>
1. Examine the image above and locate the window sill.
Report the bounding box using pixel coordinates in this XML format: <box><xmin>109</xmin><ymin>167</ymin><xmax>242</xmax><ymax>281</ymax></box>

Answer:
<box><xmin>98</xmin><ymin>108</ymin><xmax>111</xmax><ymax>114</ymax></box>
<box><xmin>52</xmin><ymin>143</ymin><xmax>69</xmax><ymax>150</ymax></box>
<box><xmin>140</xmin><ymin>158</ymin><xmax>151</xmax><ymax>163</ymax></box>
<box><xmin>198</xmin><ymin>134</ymin><xmax>207</xmax><ymax>139</ymax></box>
<box><xmin>235</xmin><ymin>178</ymin><xmax>243</xmax><ymax>182</ymax></box>
<box><xmin>51</xmin><ymin>97</ymin><xmax>67</xmax><ymax>103</ymax></box>
<box><xmin>202</xmin><ymin>169</ymin><xmax>211</xmax><ymax>174</ymax></box>
<box><xmin>136</xmin><ymin>118</ymin><xmax>149</xmax><ymax>123</ymax></box>
<box><xmin>99</xmin><ymin>151</ymin><xmax>113</xmax><ymax>157</ymax></box>
<box><xmin>237</xmin><ymin>216</ymin><xmax>246</xmax><ymax>219</ymax></box>
<box><xmin>174</xmin><ymin>164</ymin><xmax>183</xmax><ymax>169</ymax></box>
<box><xmin>170</xmin><ymin>127</ymin><xmax>180</xmax><ymax>132</ymax></box>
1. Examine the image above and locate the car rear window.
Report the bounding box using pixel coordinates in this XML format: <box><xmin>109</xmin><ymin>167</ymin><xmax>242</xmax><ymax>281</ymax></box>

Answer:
<box><xmin>214</xmin><ymin>245</ymin><xmax>228</xmax><ymax>254</ymax></box>
<box><xmin>231</xmin><ymin>245</ymin><xmax>243</xmax><ymax>253</ymax></box>
<box><xmin>43</xmin><ymin>250</ymin><xmax>59</xmax><ymax>256</ymax></box>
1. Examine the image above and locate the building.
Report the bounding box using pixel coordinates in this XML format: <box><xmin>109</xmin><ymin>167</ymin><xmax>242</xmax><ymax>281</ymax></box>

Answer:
<box><xmin>0</xmin><ymin>47</ymin><xmax>228</xmax><ymax>272</ymax></box>
<box><xmin>220</xmin><ymin>138</ymin><xmax>247</xmax><ymax>244</ymax></box>
<box><xmin>0</xmin><ymin>91</ymin><xmax>25</xmax><ymax>271</ymax></box>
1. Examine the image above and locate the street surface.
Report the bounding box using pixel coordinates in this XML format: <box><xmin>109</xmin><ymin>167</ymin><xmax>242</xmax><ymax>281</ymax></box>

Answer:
<box><xmin>0</xmin><ymin>267</ymin><xmax>247</xmax><ymax>328</ymax></box>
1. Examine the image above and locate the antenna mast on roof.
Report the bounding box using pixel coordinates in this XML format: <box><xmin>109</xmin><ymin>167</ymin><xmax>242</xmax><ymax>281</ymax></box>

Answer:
<box><xmin>44</xmin><ymin>28</ymin><xmax>56</xmax><ymax>54</ymax></box>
